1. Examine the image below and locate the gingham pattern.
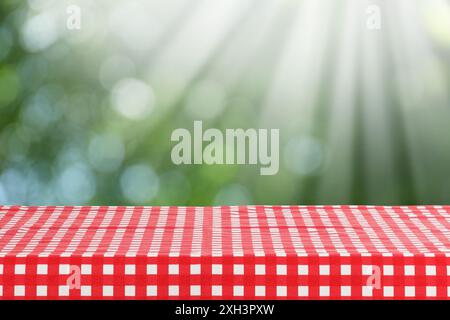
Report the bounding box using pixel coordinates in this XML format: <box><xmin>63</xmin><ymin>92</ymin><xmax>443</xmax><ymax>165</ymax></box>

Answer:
<box><xmin>0</xmin><ymin>205</ymin><xmax>449</xmax><ymax>300</ymax></box>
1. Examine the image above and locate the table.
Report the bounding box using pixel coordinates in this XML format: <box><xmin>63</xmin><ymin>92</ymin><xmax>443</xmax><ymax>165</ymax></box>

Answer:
<box><xmin>0</xmin><ymin>205</ymin><xmax>449</xmax><ymax>299</ymax></box>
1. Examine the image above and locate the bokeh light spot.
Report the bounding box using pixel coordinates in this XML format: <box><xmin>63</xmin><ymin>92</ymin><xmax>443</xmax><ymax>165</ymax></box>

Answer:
<box><xmin>424</xmin><ymin>2</ymin><xmax>450</xmax><ymax>48</ymax></box>
<box><xmin>0</xmin><ymin>168</ymin><xmax>28</xmax><ymax>204</ymax></box>
<box><xmin>111</xmin><ymin>78</ymin><xmax>155</xmax><ymax>120</ymax></box>
<box><xmin>284</xmin><ymin>136</ymin><xmax>324</xmax><ymax>176</ymax></box>
<box><xmin>57</xmin><ymin>163</ymin><xmax>96</xmax><ymax>205</ymax></box>
<box><xmin>120</xmin><ymin>164</ymin><xmax>159</xmax><ymax>204</ymax></box>
<box><xmin>0</xmin><ymin>182</ymin><xmax>7</xmax><ymax>203</ymax></box>
<box><xmin>21</xmin><ymin>12</ymin><xmax>59</xmax><ymax>52</ymax></box>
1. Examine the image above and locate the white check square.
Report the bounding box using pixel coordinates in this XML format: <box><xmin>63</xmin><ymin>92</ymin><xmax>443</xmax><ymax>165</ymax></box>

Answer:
<box><xmin>405</xmin><ymin>286</ymin><xmax>415</xmax><ymax>297</ymax></box>
<box><xmin>426</xmin><ymin>286</ymin><xmax>436</xmax><ymax>297</ymax></box>
<box><xmin>59</xmin><ymin>264</ymin><xmax>70</xmax><ymax>275</ymax></box>
<box><xmin>169</xmin><ymin>286</ymin><xmax>179</xmax><ymax>296</ymax></box>
<box><xmin>233</xmin><ymin>286</ymin><xmax>244</xmax><ymax>296</ymax></box>
<box><xmin>426</xmin><ymin>266</ymin><xmax>436</xmax><ymax>276</ymax></box>
<box><xmin>384</xmin><ymin>286</ymin><xmax>394</xmax><ymax>297</ymax></box>
<box><xmin>277</xmin><ymin>286</ymin><xmax>287</xmax><ymax>296</ymax></box>
<box><xmin>233</xmin><ymin>264</ymin><xmax>244</xmax><ymax>275</ymax></box>
<box><xmin>125</xmin><ymin>265</ymin><xmax>135</xmax><ymax>275</ymax></box>
<box><xmin>147</xmin><ymin>286</ymin><xmax>157</xmax><ymax>296</ymax></box>
<box><xmin>277</xmin><ymin>265</ymin><xmax>287</xmax><ymax>275</ymax></box>
<box><xmin>362</xmin><ymin>265</ymin><xmax>372</xmax><ymax>276</ymax></box>
<box><xmin>320</xmin><ymin>265</ymin><xmax>330</xmax><ymax>275</ymax></box>
<box><xmin>103</xmin><ymin>264</ymin><xmax>114</xmax><ymax>275</ymax></box>
<box><xmin>212</xmin><ymin>264</ymin><xmax>222</xmax><ymax>275</ymax></box>
<box><xmin>320</xmin><ymin>286</ymin><xmax>330</xmax><ymax>297</ymax></box>
<box><xmin>81</xmin><ymin>264</ymin><xmax>92</xmax><ymax>275</ymax></box>
<box><xmin>37</xmin><ymin>264</ymin><xmax>48</xmax><ymax>275</ymax></box>
<box><xmin>147</xmin><ymin>264</ymin><xmax>157</xmax><ymax>275</ymax></box>
<box><xmin>15</xmin><ymin>286</ymin><xmax>25</xmax><ymax>296</ymax></box>
<box><xmin>298</xmin><ymin>265</ymin><xmax>308</xmax><ymax>275</ymax></box>
<box><xmin>190</xmin><ymin>285</ymin><xmax>201</xmax><ymax>296</ymax></box>
<box><xmin>15</xmin><ymin>264</ymin><xmax>26</xmax><ymax>275</ymax></box>
<box><xmin>190</xmin><ymin>264</ymin><xmax>201</xmax><ymax>275</ymax></box>
<box><xmin>212</xmin><ymin>285</ymin><xmax>222</xmax><ymax>296</ymax></box>
<box><xmin>341</xmin><ymin>286</ymin><xmax>351</xmax><ymax>297</ymax></box>
<box><xmin>298</xmin><ymin>286</ymin><xmax>308</xmax><ymax>297</ymax></box>
<box><xmin>168</xmin><ymin>264</ymin><xmax>179</xmax><ymax>275</ymax></box>
<box><xmin>404</xmin><ymin>265</ymin><xmax>414</xmax><ymax>276</ymax></box>
<box><xmin>383</xmin><ymin>265</ymin><xmax>393</xmax><ymax>275</ymax></box>
<box><xmin>341</xmin><ymin>265</ymin><xmax>351</xmax><ymax>275</ymax></box>
<box><xmin>255</xmin><ymin>286</ymin><xmax>265</xmax><ymax>296</ymax></box>
<box><xmin>81</xmin><ymin>286</ymin><xmax>91</xmax><ymax>296</ymax></box>
<box><xmin>103</xmin><ymin>286</ymin><xmax>113</xmax><ymax>296</ymax></box>
<box><xmin>59</xmin><ymin>286</ymin><xmax>70</xmax><ymax>296</ymax></box>
<box><xmin>255</xmin><ymin>264</ymin><xmax>265</xmax><ymax>275</ymax></box>
<box><xmin>36</xmin><ymin>286</ymin><xmax>47</xmax><ymax>297</ymax></box>
<box><xmin>362</xmin><ymin>286</ymin><xmax>373</xmax><ymax>297</ymax></box>
<box><xmin>125</xmin><ymin>286</ymin><xmax>135</xmax><ymax>296</ymax></box>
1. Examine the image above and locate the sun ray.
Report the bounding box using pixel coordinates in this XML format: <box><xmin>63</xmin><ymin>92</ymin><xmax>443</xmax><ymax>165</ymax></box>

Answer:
<box><xmin>384</xmin><ymin>0</ymin><xmax>450</xmax><ymax>203</ymax></box>
<box><xmin>316</xmin><ymin>0</ymin><xmax>364</xmax><ymax>204</ymax></box>
<box><xmin>359</xmin><ymin>1</ymin><xmax>399</xmax><ymax>204</ymax></box>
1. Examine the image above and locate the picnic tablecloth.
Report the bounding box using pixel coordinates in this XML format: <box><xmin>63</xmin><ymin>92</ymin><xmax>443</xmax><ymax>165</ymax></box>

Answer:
<box><xmin>0</xmin><ymin>205</ymin><xmax>449</xmax><ymax>299</ymax></box>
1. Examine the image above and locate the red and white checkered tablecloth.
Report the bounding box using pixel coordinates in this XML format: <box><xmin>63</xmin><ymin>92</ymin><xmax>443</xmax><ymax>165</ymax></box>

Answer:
<box><xmin>0</xmin><ymin>205</ymin><xmax>449</xmax><ymax>300</ymax></box>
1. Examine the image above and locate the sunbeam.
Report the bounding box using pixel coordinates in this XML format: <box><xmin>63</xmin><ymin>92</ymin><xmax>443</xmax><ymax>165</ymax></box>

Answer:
<box><xmin>0</xmin><ymin>0</ymin><xmax>449</xmax><ymax>206</ymax></box>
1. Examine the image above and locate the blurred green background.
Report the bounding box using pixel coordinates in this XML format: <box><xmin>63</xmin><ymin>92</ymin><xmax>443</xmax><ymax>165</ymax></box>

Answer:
<box><xmin>0</xmin><ymin>0</ymin><xmax>449</xmax><ymax>206</ymax></box>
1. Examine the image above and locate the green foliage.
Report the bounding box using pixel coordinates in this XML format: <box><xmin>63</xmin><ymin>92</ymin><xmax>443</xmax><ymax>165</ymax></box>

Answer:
<box><xmin>0</xmin><ymin>1</ymin><xmax>449</xmax><ymax>206</ymax></box>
